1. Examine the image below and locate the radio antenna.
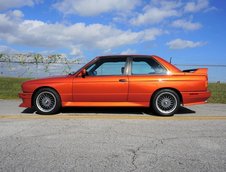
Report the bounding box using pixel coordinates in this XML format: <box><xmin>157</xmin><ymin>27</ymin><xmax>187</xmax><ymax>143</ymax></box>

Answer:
<box><xmin>170</xmin><ymin>57</ymin><xmax>172</xmax><ymax>64</ymax></box>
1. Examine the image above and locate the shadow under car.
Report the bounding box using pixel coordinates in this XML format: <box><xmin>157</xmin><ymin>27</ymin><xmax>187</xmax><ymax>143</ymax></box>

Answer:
<box><xmin>21</xmin><ymin>106</ymin><xmax>196</xmax><ymax>116</ymax></box>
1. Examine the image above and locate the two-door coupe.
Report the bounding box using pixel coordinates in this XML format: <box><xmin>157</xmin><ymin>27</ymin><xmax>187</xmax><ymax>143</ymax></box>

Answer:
<box><xmin>19</xmin><ymin>55</ymin><xmax>211</xmax><ymax>116</ymax></box>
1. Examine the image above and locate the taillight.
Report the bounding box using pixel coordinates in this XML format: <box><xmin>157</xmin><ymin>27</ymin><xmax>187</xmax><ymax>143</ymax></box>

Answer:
<box><xmin>205</xmin><ymin>76</ymin><xmax>208</xmax><ymax>89</ymax></box>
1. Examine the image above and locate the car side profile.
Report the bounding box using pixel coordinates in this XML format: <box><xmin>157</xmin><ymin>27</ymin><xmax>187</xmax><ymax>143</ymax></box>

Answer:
<box><xmin>19</xmin><ymin>55</ymin><xmax>211</xmax><ymax>116</ymax></box>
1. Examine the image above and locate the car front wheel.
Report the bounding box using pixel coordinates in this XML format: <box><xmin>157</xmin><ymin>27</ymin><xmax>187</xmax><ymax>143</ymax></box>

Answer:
<box><xmin>33</xmin><ymin>88</ymin><xmax>61</xmax><ymax>115</ymax></box>
<box><xmin>152</xmin><ymin>89</ymin><xmax>180</xmax><ymax>116</ymax></box>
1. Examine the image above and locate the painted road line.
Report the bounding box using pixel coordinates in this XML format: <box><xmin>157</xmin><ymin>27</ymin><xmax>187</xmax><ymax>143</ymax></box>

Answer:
<box><xmin>0</xmin><ymin>115</ymin><xmax>226</xmax><ymax>120</ymax></box>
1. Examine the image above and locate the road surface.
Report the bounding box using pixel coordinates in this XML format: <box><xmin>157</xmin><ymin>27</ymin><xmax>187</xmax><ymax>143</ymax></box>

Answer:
<box><xmin>0</xmin><ymin>100</ymin><xmax>226</xmax><ymax>172</ymax></box>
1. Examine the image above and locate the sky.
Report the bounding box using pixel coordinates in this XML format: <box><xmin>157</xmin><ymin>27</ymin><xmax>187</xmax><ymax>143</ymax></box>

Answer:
<box><xmin>0</xmin><ymin>0</ymin><xmax>226</xmax><ymax>68</ymax></box>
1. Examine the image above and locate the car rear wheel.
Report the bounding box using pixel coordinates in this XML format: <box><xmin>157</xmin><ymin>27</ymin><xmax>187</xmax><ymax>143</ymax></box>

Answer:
<box><xmin>152</xmin><ymin>89</ymin><xmax>180</xmax><ymax>116</ymax></box>
<box><xmin>33</xmin><ymin>88</ymin><xmax>61</xmax><ymax>115</ymax></box>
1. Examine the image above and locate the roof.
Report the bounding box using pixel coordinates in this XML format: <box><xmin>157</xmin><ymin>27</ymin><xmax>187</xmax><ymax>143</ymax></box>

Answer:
<box><xmin>97</xmin><ymin>54</ymin><xmax>152</xmax><ymax>58</ymax></box>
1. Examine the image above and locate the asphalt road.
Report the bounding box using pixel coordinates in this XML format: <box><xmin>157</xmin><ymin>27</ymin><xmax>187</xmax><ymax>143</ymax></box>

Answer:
<box><xmin>0</xmin><ymin>100</ymin><xmax>226</xmax><ymax>172</ymax></box>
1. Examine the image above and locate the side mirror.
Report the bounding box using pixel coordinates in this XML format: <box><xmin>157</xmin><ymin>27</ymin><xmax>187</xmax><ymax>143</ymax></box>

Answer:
<box><xmin>81</xmin><ymin>69</ymin><xmax>87</xmax><ymax>78</ymax></box>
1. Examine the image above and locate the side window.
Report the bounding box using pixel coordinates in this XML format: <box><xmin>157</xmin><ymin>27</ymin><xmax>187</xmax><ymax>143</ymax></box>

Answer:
<box><xmin>95</xmin><ymin>61</ymin><xmax>125</xmax><ymax>75</ymax></box>
<box><xmin>86</xmin><ymin>57</ymin><xmax>127</xmax><ymax>76</ymax></box>
<box><xmin>132</xmin><ymin>61</ymin><xmax>155</xmax><ymax>74</ymax></box>
<box><xmin>132</xmin><ymin>57</ymin><xmax>167</xmax><ymax>75</ymax></box>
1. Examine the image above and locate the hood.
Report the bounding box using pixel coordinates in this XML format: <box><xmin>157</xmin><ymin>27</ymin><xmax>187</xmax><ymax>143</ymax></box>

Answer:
<box><xmin>21</xmin><ymin>75</ymin><xmax>74</xmax><ymax>93</ymax></box>
<box><xmin>22</xmin><ymin>75</ymin><xmax>72</xmax><ymax>85</ymax></box>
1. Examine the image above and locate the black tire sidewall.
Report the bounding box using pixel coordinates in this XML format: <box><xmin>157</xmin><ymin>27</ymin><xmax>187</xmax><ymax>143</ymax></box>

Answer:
<box><xmin>33</xmin><ymin>88</ymin><xmax>61</xmax><ymax>115</ymax></box>
<box><xmin>152</xmin><ymin>89</ymin><xmax>180</xmax><ymax>116</ymax></box>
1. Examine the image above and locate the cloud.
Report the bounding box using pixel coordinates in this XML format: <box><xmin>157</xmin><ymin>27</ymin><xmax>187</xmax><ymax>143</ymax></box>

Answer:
<box><xmin>166</xmin><ymin>38</ymin><xmax>207</xmax><ymax>49</ymax></box>
<box><xmin>0</xmin><ymin>0</ymin><xmax>41</xmax><ymax>10</ymax></box>
<box><xmin>70</xmin><ymin>47</ymin><xmax>83</xmax><ymax>56</ymax></box>
<box><xmin>54</xmin><ymin>0</ymin><xmax>139</xmax><ymax>16</ymax></box>
<box><xmin>171</xmin><ymin>19</ymin><xmax>202</xmax><ymax>31</ymax></box>
<box><xmin>204</xmin><ymin>6</ymin><xmax>217</xmax><ymax>13</ymax></box>
<box><xmin>130</xmin><ymin>0</ymin><xmax>181</xmax><ymax>26</ymax></box>
<box><xmin>0</xmin><ymin>45</ymin><xmax>18</xmax><ymax>54</ymax></box>
<box><xmin>184</xmin><ymin>0</ymin><xmax>209</xmax><ymax>13</ymax></box>
<box><xmin>131</xmin><ymin>7</ymin><xmax>178</xmax><ymax>25</ymax></box>
<box><xmin>0</xmin><ymin>11</ymin><xmax>164</xmax><ymax>53</ymax></box>
<box><xmin>120</xmin><ymin>49</ymin><xmax>136</xmax><ymax>55</ymax></box>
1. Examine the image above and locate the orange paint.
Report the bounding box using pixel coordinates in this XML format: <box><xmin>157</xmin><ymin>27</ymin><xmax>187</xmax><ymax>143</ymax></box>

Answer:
<box><xmin>19</xmin><ymin>55</ymin><xmax>211</xmax><ymax>109</ymax></box>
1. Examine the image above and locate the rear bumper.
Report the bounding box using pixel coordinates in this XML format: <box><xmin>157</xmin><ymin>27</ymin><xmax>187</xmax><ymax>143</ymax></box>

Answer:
<box><xmin>182</xmin><ymin>91</ymin><xmax>211</xmax><ymax>106</ymax></box>
<box><xmin>18</xmin><ymin>92</ymin><xmax>32</xmax><ymax>108</ymax></box>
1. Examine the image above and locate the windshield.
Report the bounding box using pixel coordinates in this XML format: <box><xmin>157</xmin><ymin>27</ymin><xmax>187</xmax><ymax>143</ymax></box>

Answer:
<box><xmin>68</xmin><ymin>57</ymin><xmax>98</xmax><ymax>75</ymax></box>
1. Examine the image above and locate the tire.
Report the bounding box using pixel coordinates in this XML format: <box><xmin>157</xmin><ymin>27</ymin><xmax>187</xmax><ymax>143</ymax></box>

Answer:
<box><xmin>33</xmin><ymin>88</ymin><xmax>61</xmax><ymax>115</ymax></box>
<box><xmin>151</xmin><ymin>89</ymin><xmax>180</xmax><ymax>116</ymax></box>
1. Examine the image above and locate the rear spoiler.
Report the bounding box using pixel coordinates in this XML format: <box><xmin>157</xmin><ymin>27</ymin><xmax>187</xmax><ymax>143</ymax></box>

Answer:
<box><xmin>183</xmin><ymin>68</ymin><xmax>208</xmax><ymax>75</ymax></box>
<box><xmin>182</xmin><ymin>69</ymin><xmax>197</xmax><ymax>72</ymax></box>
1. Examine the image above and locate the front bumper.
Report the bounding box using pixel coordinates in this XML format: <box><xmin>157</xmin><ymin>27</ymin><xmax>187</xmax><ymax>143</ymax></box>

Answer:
<box><xmin>182</xmin><ymin>91</ymin><xmax>211</xmax><ymax>106</ymax></box>
<box><xmin>19</xmin><ymin>92</ymin><xmax>32</xmax><ymax>108</ymax></box>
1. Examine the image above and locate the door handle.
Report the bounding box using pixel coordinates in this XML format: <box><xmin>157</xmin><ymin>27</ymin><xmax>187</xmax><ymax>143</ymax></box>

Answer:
<box><xmin>119</xmin><ymin>79</ymin><xmax>127</xmax><ymax>82</ymax></box>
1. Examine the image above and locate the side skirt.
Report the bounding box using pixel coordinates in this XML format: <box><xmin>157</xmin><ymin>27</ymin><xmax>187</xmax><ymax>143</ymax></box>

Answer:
<box><xmin>62</xmin><ymin>102</ymin><xmax>150</xmax><ymax>107</ymax></box>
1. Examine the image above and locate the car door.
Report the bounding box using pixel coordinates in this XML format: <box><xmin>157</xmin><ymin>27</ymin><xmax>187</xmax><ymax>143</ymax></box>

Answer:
<box><xmin>128</xmin><ymin>57</ymin><xmax>168</xmax><ymax>102</ymax></box>
<box><xmin>73</xmin><ymin>56</ymin><xmax>129</xmax><ymax>102</ymax></box>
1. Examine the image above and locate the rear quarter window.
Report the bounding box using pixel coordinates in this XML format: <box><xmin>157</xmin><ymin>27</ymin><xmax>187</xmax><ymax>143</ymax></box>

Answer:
<box><xmin>132</xmin><ymin>57</ymin><xmax>167</xmax><ymax>75</ymax></box>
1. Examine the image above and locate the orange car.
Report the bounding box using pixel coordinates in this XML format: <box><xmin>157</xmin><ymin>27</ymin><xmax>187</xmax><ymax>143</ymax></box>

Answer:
<box><xmin>19</xmin><ymin>55</ymin><xmax>211</xmax><ymax>116</ymax></box>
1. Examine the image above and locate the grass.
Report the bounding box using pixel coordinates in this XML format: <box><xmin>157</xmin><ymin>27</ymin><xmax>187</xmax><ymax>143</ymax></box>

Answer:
<box><xmin>0</xmin><ymin>77</ymin><xmax>226</xmax><ymax>104</ymax></box>
<box><xmin>0</xmin><ymin>77</ymin><xmax>31</xmax><ymax>99</ymax></box>
<box><xmin>208</xmin><ymin>83</ymin><xmax>226</xmax><ymax>104</ymax></box>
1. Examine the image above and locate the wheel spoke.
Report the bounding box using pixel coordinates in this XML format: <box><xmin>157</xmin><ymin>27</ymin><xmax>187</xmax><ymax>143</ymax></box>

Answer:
<box><xmin>155</xmin><ymin>92</ymin><xmax>177</xmax><ymax>114</ymax></box>
<box><xmin>36</xmin><ymin>91</ymin><xmax>56</xmax><ymax>113</ymax></box>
